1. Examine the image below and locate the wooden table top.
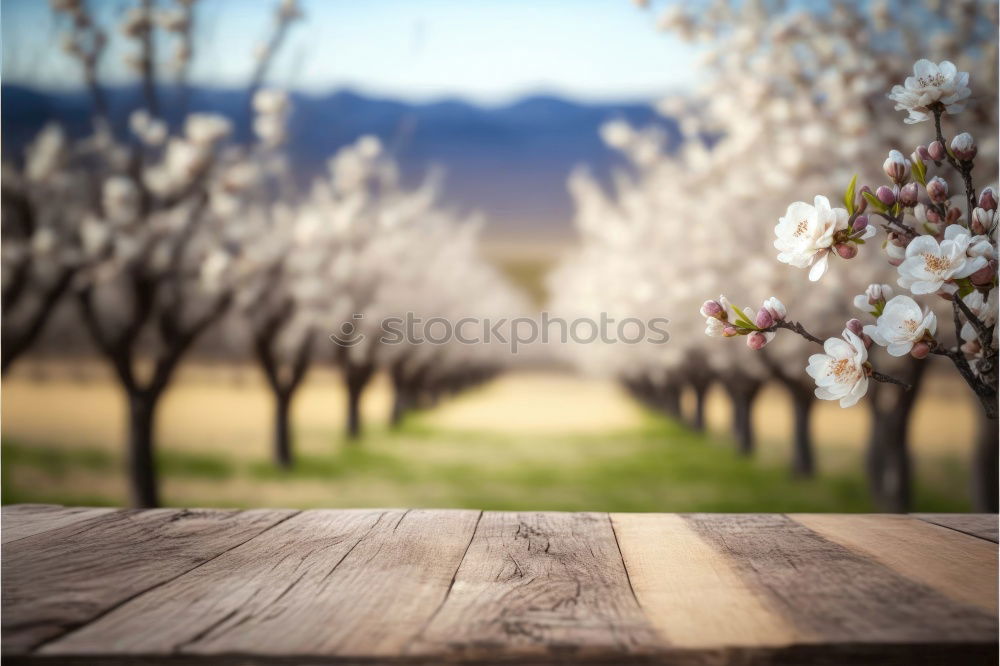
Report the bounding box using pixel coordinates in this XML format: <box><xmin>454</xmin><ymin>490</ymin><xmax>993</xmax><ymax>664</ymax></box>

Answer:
<box><xmin>2</xmin><ymin>505</ymin><xmax>997</xmax><ymax>665</ymax></box>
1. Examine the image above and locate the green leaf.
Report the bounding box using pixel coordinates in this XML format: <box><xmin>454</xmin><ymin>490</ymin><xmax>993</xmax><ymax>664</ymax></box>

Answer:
<box><xmin>862</xmin><ymin>190</ymin><xmax>887</xmax><ymax>213</ymax></box>
<box><xmin>730</xmin><ymin>304</ymin><xmax>756</xmax><ymax>329</ymax></box>
<box><xmin>955</xmin><ymin>278</ymin><xmax>975</xmax><ymax>298</ymax></box>
<box><xmin>843</xmin><ymin>174</ymin><xmax>858</xmax><ymax>215</ymax></box>
<box><xmin>912</xmin><ymin>157</ymin><xmax>927</xmax><ymax>185</ymax></box>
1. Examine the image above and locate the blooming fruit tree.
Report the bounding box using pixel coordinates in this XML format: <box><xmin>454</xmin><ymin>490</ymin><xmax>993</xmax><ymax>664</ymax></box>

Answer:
<box><xmin>702</xmin><ymin>59</ymin><xmax>998</xmax><ymax>418</ymax></box>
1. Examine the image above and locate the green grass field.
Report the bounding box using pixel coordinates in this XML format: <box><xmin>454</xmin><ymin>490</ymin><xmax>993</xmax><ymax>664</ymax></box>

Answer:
<box><xmin>1</xmin><ymin>365</ymin><xmax>977</xmax><ymax>511</ymax></box>
<box><xmin>1</xmin><ymin>407</ymin><xmax>969</xmax><ymax>512</ymax></box>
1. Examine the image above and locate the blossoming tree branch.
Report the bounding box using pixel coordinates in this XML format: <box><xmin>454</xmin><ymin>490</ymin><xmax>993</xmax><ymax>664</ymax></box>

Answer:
<box><xmin>702</xmin><ymin>59</ymin><xmax>998</xmax><ymax>417</ymax></box>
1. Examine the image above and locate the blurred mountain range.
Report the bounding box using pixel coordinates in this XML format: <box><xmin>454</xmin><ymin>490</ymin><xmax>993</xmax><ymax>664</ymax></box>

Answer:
<box><xmin>2</xmin><ymin>84</ymin><xmax>678</xmax><ymax>239</ymax></box>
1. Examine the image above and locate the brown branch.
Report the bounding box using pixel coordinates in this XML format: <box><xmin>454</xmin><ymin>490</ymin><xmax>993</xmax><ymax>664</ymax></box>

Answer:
<box><xmin>765</xmin><ymin>319</ymin><xmax>912</xmax><ymax>389</ymax></box>
<box><xmin>932</xmin><ymin>105</ymin><xmax>976</xmax><ymax>220</ymax></box>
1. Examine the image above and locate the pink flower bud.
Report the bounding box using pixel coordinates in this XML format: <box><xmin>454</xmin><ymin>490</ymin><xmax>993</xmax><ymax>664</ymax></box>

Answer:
<box><xmin>700</xmin><ymin>300</ymin><xmax>724</xmax><ymax>319</ymax></box>
<box><xmin>910</xmin><ymin>341</ymin><xmax>931</xmax><ymax>359</ymax></box>
<box><xmin>971</xmin><ymin>208</ymin><xmax>993</xmax><ymax>235</ymax></box>
<box><xmin>762</xmin><ymin>297</ymin><xmax>787</xmax><ymax>322</ymax></box>
<box><xmin>884</xmin><ymin>238</ymin><xmax>905</xmax><ymax>265</ymax></box>
<box><xmin>926</xmin><ymin>176</ymin><xmax>948</xmax><ymax>203</ymax></box>
<box><xmin>928</xmin><ymin>140</ymin><xmax>946</xmax><ymax>161</ymax></box>
<box><xmin>946</xmin><ymin>207</ymin><xmax>962</xmax><ymax>224</ymax></box>
<box><xmin>722</xmin><ymin>325</ymin><xmax>739</xmax><ymax>338</ymax></box>
<box><xmin>950</xmin><ymin>132</ymin><xmax>977</xmax><ymax>161</ymax></box>
<box><xmin>746</xmin><ymin>331</ymin><xmax>768</xmax><ymax>350</ymax></box>
<box><xmin>888</xmin><ymin>232</ymin><xmax>908</xmax><ymax>247</ymax></box>
<box><xmin>915</xmin><ymin>144</ymin><xmax>932</xmax><ymax>161</ymax></box>
<box><xmin>754</xmin><ymin>308</ymin><xmax>774</xmax><ymax>329</ymax></box>
<box><xmin>969</xmin><ymin>261</ymin><xmax>997</xmax><ymax>287</ymax></box>
<box><xmin>834</xmin><ymin>242</ymin><xmax>858</xmax><ymax>259</ymax></box>
<box><xmin>898</xmin><ymin>182</ymin><xmax>919</xmax><ymax>207</ymax></box>
<box><xmin>856</xmin><ymin>186</ymin><xmax>872</xmax><ymax>213</ymax></box>
<box><xmin>961</xmin><ymin>339</ymin><xmax>982</xmax><ymax>355</ymax></box>
<box><xmin>846</xmin><ymin>318</ymin><xmax>864</xmax><ymax>337</ymax></box>
<box><xmin>852</xmin><ymin>215</ymin><xmax>869</xmax><ymax>232</ymax></box>
<box><xmin>882</xmin><ymin>150</ymin><xmax>911</xmax><ymax>184</ymax></box>
<box><xmin>925</xmin><ymin>207</ymin><xmax>941</xmax><ymax>223</ymax></box>
<box><xmin>875</xmin><ymin>185</ymin><xmax>896</xmax><ymax>206</ymax></box>
<box><xmin>979</xmin><ymin>188</ymin><xmax>997</xmax><ymax>211</ymax></box>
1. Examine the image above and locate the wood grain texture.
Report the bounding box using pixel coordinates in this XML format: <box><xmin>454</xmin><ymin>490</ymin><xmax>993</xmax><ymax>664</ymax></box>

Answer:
<box><xmin>2</xmin><ymin>505</ymin><xmax>115</xmax><ymax>544</ymax></box>
<box><xmin>41</xmin><ymin>509</ymin><xmax>386</xmax><ymax>655</ymax></box>
<box><xmin>44</xmin><ymin>509</ymin><xmax>483</xmax><ymax>658</ymax></box>
<box><xmin>683</xmin><ymin>514</ymin><xmax>998</xmax><ymax>645</ymax></box>
<box><xmin>610</xmin><ymin>513</ymin><xmax>805</xmax><ymax>648</ymax></box>
<box><xmin>915</xmin><ymin>513</ymin><xmax>999</xmax><ymax>543</ymax></box>
<box><xmin>2</xmin><ymin>508</ymin><xmax>295</xmax><ymax>654</ymax></box>
<box><xmin>409</xmin><ymin>511</ymin><xmax>664</xmax><ymax>662</ymax></box>
<box><xmin>794</xmin><ymin>513</ymin><xmax>998</xmax><ymax>613</ymax></box>
<box><xmin>3</xmin><ymin>507</ymin><xmax>999</xmax><ymax>665</ymax></box>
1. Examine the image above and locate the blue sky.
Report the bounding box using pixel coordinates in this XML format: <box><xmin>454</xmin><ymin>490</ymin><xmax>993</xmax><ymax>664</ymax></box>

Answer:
<box><xmin>1</xmin><ymin>0</ymin><xmax>699</xmax><ymax>104</ymax></box>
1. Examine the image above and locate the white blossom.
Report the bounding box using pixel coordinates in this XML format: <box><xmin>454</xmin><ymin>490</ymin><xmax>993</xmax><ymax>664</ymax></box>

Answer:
<box><xmin>102</xmin><ymin>176</ymin><xmax>141</xmax><ymax>224</ymax></box>
<box><xmin>253</xmin><ymin>89</ymin><xmax>290</xmax><ymax>116</ymax></box>
<box><xmin>774</xmin><ymin>195</ymin><xmax>849</xmax><ymax>281</ymax></box>
<box><xmin>129</xmin><ymin>110</ymin><xmax>167</xmax><ymax>146</ymax></box>
<box><xmin>25</xmin><ymin>124</ymin><xmax>67</xmax><ymax>183</ymax></box>
<box><xmin>184</xmin><ymin>113</ymin><xmax>231</xmax><ymax>146</ymax></box>
<box><xmin>862</xmin><ymin>295</ymin><xmax>937</xmax><ymax>356</ymax></box>
<box><xmin>199</xmin><ymin>249</ymin><xmax>231</xmax><ymax>292</ymax></box>
<box><xmin>805</xmin><ymin>329</ymin><xmax>869</xmax><ymax>407</ymax></box>
<box><xmin>960</xmin><ymin>290</ymin><xmax>998</xmax><ymax>342</ymax></box>
<box><xmin>897</xmin><ymin>224</ymin><xmax>988</xmax><ymax>294</ymax></box>
<box><xmin>80</xmin><ymin>215</ymin><xmax>111</xmax><ymax>258</ymax></box>
<box><xmin>888</xmin><ymin>59</ymin><xmax>971</xmax><ymax>123</ymax></box>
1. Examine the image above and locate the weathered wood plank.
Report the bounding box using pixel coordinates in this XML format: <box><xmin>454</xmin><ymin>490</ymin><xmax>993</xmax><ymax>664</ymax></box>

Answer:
<box><xmin>610</xmin><ymin>513</ymin><xmax>805</xmax><ymax>648</ymax></box>
<box><xmin>915</xmin><ymin>513</ymin><xmax>998</xmax><ymax>543</ymax></box>
<box><xmin>794</xmin><ymin>514</ymin><xmax>998</xmax><ymax>614</ymax></box>
<box><xmin>2</xmin><ymin>505</ymin><xmax>116</xmax><ymax>544</ymax></box>
<box><xmin>2</xmin><ymin>508</ymin><xmax>295</xmax><ymax>654</ymax></box>
<box><xmin>45</xmin><ymin>509</ymin><xmax>483</xmax><ymax>659</ymax></box>
<box><xmin>683</xmin><ymin>514</ymin><xmax>998</xmax><ymax>645</ymax></box>
<box><xmin>4</xmin><ymin>510</ymin><xmax>999</xmax><ymax>665</ymax></box>
<box><xmin>42</xmin><ymin>509</ymin><xmax>386</xmax><ymax>655</ymax></box>
<box><xmin>408</xmin><ymin>511</ymin><xmax>664</xmax><ymax>662</ymax></box>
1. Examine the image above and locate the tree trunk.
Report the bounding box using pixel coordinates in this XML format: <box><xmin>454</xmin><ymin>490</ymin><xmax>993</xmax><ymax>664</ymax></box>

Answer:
<box><xmin>274</xmin><ymin>391</ymin><xmax>292</xmax><ymax>468</ymax></box>
<box><xmin>971</xmin><ymin>410</ymin><xmax>998</xmax><ymax>512</ymax></box>
<box><xmin>660</xmin><ymin>385</ymin><xmax>681</xmax><ymax>419</ymax></box>
<box><xmin>725</xmin><ymin>379</ymin><xmax>762</xmax><ymax>457</ymax></box>
<box><xmin>127</xmin><ymin>391</ymin><xmax>159</xmax><ymax>508</ymax></box>
<box><xmin>790</xmin><ymin>388</ymin><xmax>815</xmax><ymax>477</ymax></box>
<box><xmin>734</xmin><ymin>397</ymin><xmax>752</xmax><ymax>456</ymax></box>
<box><xmin>345</xmin><ymin>361</ymin><xmax>374</xmax><ymax>440</ymax></box>
<box><xmin>690</xmin><ymin>382</ymin><xmax>709</xmax><ymax>432</ymax></box>
<box><xmin>866</xmin><ymin>358</ymin><xmax>926</xmax><ymax>513</ymax></box>
<box><xmin>867</xmin><ymin>408</ymin><xmax>913</xmax><ymax>513</ymax></box>
<box><xmin>390</xmin><ymin>386</ymin><xmax>411</xmax><ymax>428</ymax></box>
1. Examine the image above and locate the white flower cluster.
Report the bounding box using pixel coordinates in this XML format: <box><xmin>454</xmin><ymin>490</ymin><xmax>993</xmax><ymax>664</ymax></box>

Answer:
<box><xmin>551</xmin><ymin>2</ymin><xmax>997</xmax><ymax>419</ymax></box>
<box><xmin>774</xmin><ymin>195</ymin><xmax>875</xmax><ymax>281</ymax></box>
<box><xmin>706</xmin><ymin>56</ymin><xmax>997</xmax><ymax>412</ymax></box>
